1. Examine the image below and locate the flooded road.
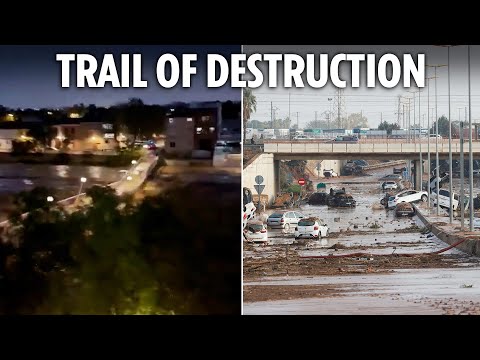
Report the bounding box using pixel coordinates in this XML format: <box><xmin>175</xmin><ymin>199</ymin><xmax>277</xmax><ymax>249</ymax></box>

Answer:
<box><xmin>0</xmin><ymin>163</ymin><xmax>124</xmax><ymax>220</ymax></box>
<box><xmin>244</xmin><ymin>166</ymin><xmax>480</xmax><ymax>315</ymax></box>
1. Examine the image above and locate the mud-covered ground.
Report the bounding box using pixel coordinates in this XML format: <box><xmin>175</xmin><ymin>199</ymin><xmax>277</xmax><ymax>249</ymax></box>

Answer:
<box><xmin>243</xmin><ymin>166</ymin><xmax>480</xmax><ymax>314</ymax></box>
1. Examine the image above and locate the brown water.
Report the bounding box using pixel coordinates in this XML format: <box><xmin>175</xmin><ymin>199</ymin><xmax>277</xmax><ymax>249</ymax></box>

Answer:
<box><xmin>0</xmin><ymin>163</ymin><xmax>125</xmax><ymax>220</ymax></box>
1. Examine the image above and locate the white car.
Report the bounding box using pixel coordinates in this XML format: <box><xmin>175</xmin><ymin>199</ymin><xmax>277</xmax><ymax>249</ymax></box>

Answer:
<box><xmin>387</xmin><ymin>189</ymin><xmax>428</xmax><ymax>209</ymax></box>
<box><xmin>293</xmin><ymin>135</ymin><xmax>310</xmax><ymax>140</ymax></box>
<box><xmin>294</xmin><ymin>218</ymin><xmax>329</xmax><ymax>240</ymax></box>
<box><xmin>382</xmin><ymin>181</ymin><xmax>398</xmax><ymax>190</ymax></box>
<box><xmin>267</xmin><ymin>211</ymin><xmax>305</xmax><ymax>230</ymax></box>
<box><xmin>323</xmin><ymin>169</ymin><xmax>338</xmax><ymax>178</ymax></box>
<box><xmin>429</xmin><ymin>134</ymin><xmax>443</xmax><ymax>140</ymax></box>
<box><xmin>431</xmin><ymin>189</ymin><xmax>461</xmax><ymax>211</ymax></box>
<box><xmin>244</xmin><ymin>221</ymin><xmax>268</xmax><ymax>243</ymax></box>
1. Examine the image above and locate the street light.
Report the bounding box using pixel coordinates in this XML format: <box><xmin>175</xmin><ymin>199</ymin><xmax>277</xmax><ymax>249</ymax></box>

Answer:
<box><xmin>408</xmin><ymin>89</ymin><xmax>423</xmax><ymax>190</ymax></box>
<box><xmin>426</xmin><ymin>64</ymin><xmax>448</xmax><ymax>216</ymax></box>
<box><xmin>75</xmin><ymin>177</ymin><xmax>87</xmax><ymax>205</ymax></box>
<box><xmin>328</xmin><ymin>98</ymin><xmax>333</xmax><ymax>129</ymax></box>
<box><xmin>47</xmin><ymin>196</ymin><xmax>54</xmax><ymax>202</ymax></box>
<box><xmin>468</xmin><ymin>45</ymin><xmax>474</xmax><ymax>231</ymax></box>
<box><xmin>438</xmin><ymin>45</ymin><xmax>460</xmax><ymax>223</ymax></box>
<box><xmin>426</xmin><ymin>76</ymin><xmax>438</xmax><ymax>208</ymax></box>
<box><xmin>131</xmin><ymin>160</ymin><xmax>137</xmax><ymax>165</ymax></box>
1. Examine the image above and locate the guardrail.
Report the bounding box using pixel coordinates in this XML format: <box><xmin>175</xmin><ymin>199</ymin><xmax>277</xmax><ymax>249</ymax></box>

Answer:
<box><xmin>363</xmin><ymin>160</ymin><xmax>406</xmax><ymax>170</ymax></box>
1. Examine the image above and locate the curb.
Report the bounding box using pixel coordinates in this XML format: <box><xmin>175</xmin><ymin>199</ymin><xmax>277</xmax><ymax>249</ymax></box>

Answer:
<box><xmin>413</xmin><ymin>203</ymin><xmax>480</xmax><ymax>256</ymax></box>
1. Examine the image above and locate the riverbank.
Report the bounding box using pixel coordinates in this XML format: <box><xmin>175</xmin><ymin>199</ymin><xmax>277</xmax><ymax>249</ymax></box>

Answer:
<box><xmin>0</xmin><ymin>151</ymin><xmax>141</xmax><ymax>167</ymax></box>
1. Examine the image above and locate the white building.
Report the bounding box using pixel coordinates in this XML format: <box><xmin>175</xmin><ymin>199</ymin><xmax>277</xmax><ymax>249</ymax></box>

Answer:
<box><xmin>0</xmin><ymin>128</ymin><xmax>28</xmax><ymax>152</ymax></box>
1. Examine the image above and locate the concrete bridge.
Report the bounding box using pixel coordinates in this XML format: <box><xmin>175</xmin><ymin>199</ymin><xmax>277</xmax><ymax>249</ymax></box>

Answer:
<box><xmin>263</xmin><ymin>139</ymin><xmax>480</xmax><ymax>161</ymax></box>
<box><xmin>244</xmin><ymin>139</ymin><xmax>480</xmax><ymax>204</ymax></box>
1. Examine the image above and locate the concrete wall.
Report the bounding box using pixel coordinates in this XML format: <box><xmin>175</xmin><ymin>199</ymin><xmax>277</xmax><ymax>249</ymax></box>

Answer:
<box><xmin>243</xmin><ymin>153</ymin><xmax>276</xmax><ymax>205</ymax></box>
<box><xmin>306</xmin><ymin>160</ymin><xmax>345</xmax><ymax>178</ymax></box>
<box><xmin>165</xmin><ymin>117</ymin><xmax>195</xmax><ymax>156</ymax></box>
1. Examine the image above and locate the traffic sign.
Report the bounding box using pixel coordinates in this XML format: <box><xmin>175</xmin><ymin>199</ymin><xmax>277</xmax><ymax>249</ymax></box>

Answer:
<box><xmin>255</xmin><ymin>175</ymin><xmax>264</xmax><ymax>184</ymax></box>
<box><xmin>317</xmin><ymin>183</ymin><xmax>326</xmax><ymax>189</ymax></box>
<box><xmin>254</xmin><ymin>184</ymin><xmax>265</xmax><ymax>194</ymax></box>
<box><xmin>298</xmin><ymin>178</ymin><xmax>306</xmax><ymax>186</ymax></box>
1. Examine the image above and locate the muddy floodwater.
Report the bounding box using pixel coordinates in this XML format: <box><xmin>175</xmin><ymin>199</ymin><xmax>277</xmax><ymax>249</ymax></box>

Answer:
<box><xmin>244</xmin><ymin>166</ymin><xmax>480</xmax><ymax>315</ymax></box>
<box><xmin>0</xmin><ymin>163</ymin><xmax>124</xmax><ymax>220</ymax></box>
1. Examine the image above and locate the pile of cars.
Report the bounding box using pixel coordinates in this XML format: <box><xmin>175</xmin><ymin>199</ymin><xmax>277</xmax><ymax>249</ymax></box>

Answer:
<box><xmin>378</xmin><ymin>168</ymin><xmax>428</xmax><ymax>217</ymax></box>
<box><xmin>342</xmin><ymin>160</ymin><xmax>368</xmax><ymax>176</ymax></box>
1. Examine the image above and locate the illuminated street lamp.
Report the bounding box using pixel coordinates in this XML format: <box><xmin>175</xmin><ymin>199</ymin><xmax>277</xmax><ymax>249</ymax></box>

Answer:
<box><xmin>76</xmin><ymin>177</ymin><xmax>87</xmax><ymax>204</ymax></box>
<box><xmin>47</xmin><ymin>196</ymin><xmax>54</xmax><ymax>202</ymax></box>
<box><xmin>131</xmin><ymin>160</ymin><xmax>137</xmax><ymax>165</ymax></box>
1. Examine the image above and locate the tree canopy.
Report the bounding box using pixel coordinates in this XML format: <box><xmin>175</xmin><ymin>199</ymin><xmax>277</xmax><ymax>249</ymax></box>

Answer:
<box><xmin>0</xmin><ymin>183</ymin><xmax>240</xmax><ymax>315</ymax></box>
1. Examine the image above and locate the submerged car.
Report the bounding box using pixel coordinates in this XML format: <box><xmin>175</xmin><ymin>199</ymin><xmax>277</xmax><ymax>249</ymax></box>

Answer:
<box><xmin>393</xmin><ymin>167</ymin><xmax>407</xmax><ymax>174</ymax></box>
<box><xmin>382</xmin><ymin>181</ymin><xmax>398</xmax><ymax>190</ymax></box>
<box><xmin>294</xmin><ymin>217</ymin><xmax>329</xmax><ymax>240</ymax></box>
<box><xmin>244</xmin><ymin>221</ymin><xmax>268</xmax><ymax>243</ymax></box>
<box><xmin>327</xmin><ymin>189</ymin><xmax>356</xmax><ymax>207</ymax></box>
<box><xmin>308</xmin><ymin>192</ymin><xmax>328</xmax><ymax>205</ymax></box>
<box><xmin>395</xmin><ymin>202</ymin><xmax>415</xmax><ymax>217</ymax></box>
<box><xmin>266</xmin><ymin>210</ymin><xmax>306</xmax><ymax>231</ymax></box>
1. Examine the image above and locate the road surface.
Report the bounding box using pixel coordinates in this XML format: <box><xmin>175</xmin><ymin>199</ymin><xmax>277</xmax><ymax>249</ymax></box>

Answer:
<box><xmin>244</xmin><ymin>166</ymin><xmax>480</xmax><ymax>315</ymax></box>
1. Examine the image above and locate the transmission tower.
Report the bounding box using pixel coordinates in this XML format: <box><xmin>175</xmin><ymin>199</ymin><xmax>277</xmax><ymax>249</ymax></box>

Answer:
<box><xmin>333</xmin><ymin>89</ymin><xmax>346</xmax><ymax>128</ymax></box>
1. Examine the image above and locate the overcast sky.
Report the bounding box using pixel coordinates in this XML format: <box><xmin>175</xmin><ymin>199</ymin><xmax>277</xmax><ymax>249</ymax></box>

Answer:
<box><xmin>243</xmin><ymin>45</ymin><xmax>480</xmax><ymax>129</ymax></box>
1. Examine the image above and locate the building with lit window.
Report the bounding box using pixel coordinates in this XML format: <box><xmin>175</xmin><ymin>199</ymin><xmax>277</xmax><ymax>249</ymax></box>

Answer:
<box><xmin>50</xmin><ymin>119</ymin><xmax>117</xmax><ymax>152</ymax></box>
<box><xmin>165</xmin><ymin>102</ymin><xmax>222</xmax><ymax>158</ymax></box>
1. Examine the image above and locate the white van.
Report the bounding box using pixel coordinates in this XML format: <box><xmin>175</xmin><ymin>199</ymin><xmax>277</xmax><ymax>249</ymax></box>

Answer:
<box><xmin>431</xmin><ymin>189</ymin><xmax>464</xmax><ymax>210</ymax></box>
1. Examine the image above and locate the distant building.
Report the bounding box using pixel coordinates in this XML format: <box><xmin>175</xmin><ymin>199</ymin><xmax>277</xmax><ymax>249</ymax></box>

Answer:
<box><xmin>165</xmin><ymin>103</ymin><xmax>221</xmax><ymax>158</ymax></box>
<box><xmin>0</xmin><ymin>122</ymin><xmax>29</xmax><ymax>152</ymax></box>
<box><xmin>50</xmin><ymin>119</ymin><xmax>117</xmax><ymax>151</ymax></box>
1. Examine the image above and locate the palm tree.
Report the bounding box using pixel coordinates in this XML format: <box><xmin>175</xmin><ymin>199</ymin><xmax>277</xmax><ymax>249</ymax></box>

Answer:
<box><xmin>243</xmin><ymin>88</ymin><xmax>256</xmax><ymax>143</ymax></box>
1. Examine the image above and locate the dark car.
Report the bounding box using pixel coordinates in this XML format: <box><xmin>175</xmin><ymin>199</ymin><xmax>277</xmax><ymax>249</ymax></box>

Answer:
<box><xmin>380</xmin><ymin>192</ymin><xmax>395</xmax><ymax>207</ymax></box>
<box><xmin>308</xmin><ymin>192</ymin><xmax>329</xmax><ymax>205</ymax></box>
<box><xmin>395</xmin><ymin>202</ymin><xmax>415</xmax><ymax>217</ymax></box>
<box><xmin>393</xmin><ymin>167</ymin><xmax>407</xmax><ymax>174</ymax></box>
<box><xmin>342</xmin><ymin>163</ymin><xmax>363</xmax><ymax>176</ymax></box>
<box><xmin>327</xmin><ymin>188</ymin><xmax>356</xmax><ymax>207</ymax></box>
<box><xmin>333</xmin><ymin>136</ymin><xmax>359</xmax><ymax>143</ymax></box>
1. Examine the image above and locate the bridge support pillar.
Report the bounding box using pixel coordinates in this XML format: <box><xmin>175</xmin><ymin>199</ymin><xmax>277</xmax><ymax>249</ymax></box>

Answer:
<box><xmin>274</xmin><ymin>160</ymin><xmax>281</xmax><ymax>196</ymax></box>
<box><xmin>413</xmin><ymin>160</ymin><xmax>422</xmax><ymax>191</ymax></box>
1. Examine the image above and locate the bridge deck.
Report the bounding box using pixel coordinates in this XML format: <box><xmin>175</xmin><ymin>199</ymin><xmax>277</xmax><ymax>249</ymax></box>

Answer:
<box><xmin>264</xmin><ymin>140</ymin><xmax>480</xmax><ymax>160</ymax></box>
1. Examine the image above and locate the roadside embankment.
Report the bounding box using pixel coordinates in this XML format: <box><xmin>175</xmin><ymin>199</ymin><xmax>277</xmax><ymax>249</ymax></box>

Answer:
<box><xmin>414</xmin><ymin>203</ymin><xmax>480</xmax><ymax>256</ymax></box>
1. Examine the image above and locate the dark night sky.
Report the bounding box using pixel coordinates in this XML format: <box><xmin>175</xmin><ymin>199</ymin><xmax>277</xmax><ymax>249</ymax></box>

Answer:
<box><xmin>0</xmin><ymin>45</ymin><xmax>241</xmax><ymax>108</ymax></box>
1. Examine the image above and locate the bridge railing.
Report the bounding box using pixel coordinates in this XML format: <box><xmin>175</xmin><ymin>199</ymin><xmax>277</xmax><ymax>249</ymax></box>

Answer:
<box><xmin>263</xmin><ymin>141</ymin><xmax>480</xmax><ymax>154</ymax></box>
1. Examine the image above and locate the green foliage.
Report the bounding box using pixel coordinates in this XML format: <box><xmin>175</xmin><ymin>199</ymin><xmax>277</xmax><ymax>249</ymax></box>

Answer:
<box><xmin>287</xmin><ymin>184</ymin><xmax>302</xmax><ymax>194</ymax></box>
<box><xmin>0</xmin><ymin>181</ymin><xmax>240</xmax><ymax>315</ymax></box>
<box><xmin>12</xmin><ymin>186</ymin><xmax>55</xmax><ymax>215</ymax></box>
<box><xmin>431</xmin><ymin>116</ymin><xmax>450</xmax><ymax>137</ymax></box>
<box><xmin>378</xmin><ymin>121</ymin><xmax>400</xmax><ymax>135</ymax></box>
